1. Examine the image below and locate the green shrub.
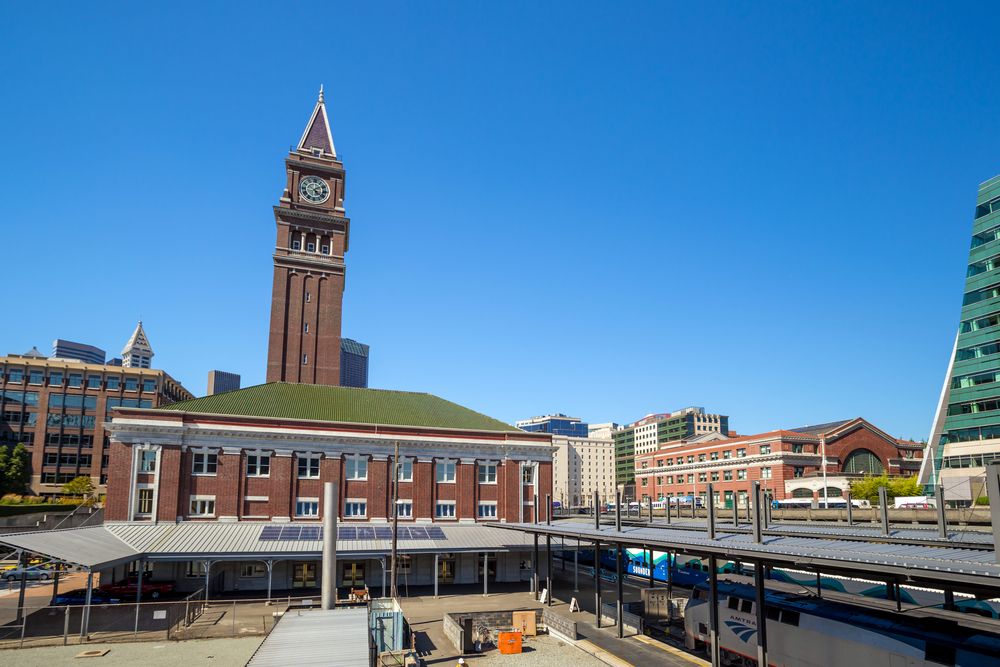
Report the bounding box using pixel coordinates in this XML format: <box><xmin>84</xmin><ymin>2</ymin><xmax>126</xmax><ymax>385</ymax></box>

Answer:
<box><xmin>975</xmin><ymin>496</ymin><xmax>990</xmax><ymax>506</ymax></box>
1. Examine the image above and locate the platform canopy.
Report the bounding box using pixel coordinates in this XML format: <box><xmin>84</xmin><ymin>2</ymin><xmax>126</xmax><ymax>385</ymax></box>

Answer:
<box><xmin>0</xmin><ymin>525</ymin><xmax>141</xmax><ymax>570</ymax></box>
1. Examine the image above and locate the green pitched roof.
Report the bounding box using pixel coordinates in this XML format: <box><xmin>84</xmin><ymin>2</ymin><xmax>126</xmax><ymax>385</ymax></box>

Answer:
<box><xmin>156</xmin><ymin>382</ymin><xmax>520</xmax><ymax>433</ymax></box>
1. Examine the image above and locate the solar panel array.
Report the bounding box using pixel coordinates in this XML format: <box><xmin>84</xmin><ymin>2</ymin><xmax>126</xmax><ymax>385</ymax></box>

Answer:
<box><xmin>258</xmin><ymin>525</ymin><xmax>447</xmax><ymax>542</ymax></box>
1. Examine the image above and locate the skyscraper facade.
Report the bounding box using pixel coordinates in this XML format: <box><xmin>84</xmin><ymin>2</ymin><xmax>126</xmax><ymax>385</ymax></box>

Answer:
<box><xmin>52</xmin><ymin>340</ymin><xmax>106</xmax><ymax>365</ymax></box>
<box><xmin>339</xmin><ymin>338</ymin><xmax>369</xmax><ymax>388</ymax></box>
<box><xmin>515</xmin><ymin>414</ymin><xmax>589</xmax><ymax>437</ymax></box>
<box><xmin>207</xmin><ymin>370</ymin><xmax>241</xmax><ymax>395</ymax></box>
<box><xmin>923</xmin><ymin>174</ymin><xmax>1000</xmax><ymax>502</ymax></box>
<box><xmin>266</xmin><ymin>88</ymin><xmax>350</xmax><ymax>386</ymax></box>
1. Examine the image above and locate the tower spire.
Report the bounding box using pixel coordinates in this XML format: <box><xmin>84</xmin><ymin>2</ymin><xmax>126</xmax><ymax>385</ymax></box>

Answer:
<box><xmin>297</xmin><ymin>85</ymin><xmax>336</xmax><ymax>157</ymax></box>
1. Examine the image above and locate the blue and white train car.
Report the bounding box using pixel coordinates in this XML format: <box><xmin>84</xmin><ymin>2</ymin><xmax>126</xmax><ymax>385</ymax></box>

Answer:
<box><xmin>684</xmin><ymin>580</ymin><xmax>1000</xmax><ymax>667</ymax></box>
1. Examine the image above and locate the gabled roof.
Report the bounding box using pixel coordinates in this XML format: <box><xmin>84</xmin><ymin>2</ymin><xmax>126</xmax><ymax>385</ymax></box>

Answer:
<box><xmin>154</xmin><ymin>382</ymin><xmax>522</xmax><ymax>433</ymax></box>
<box><xmin>297</xmin><ymin>85</ymin><xmax>336</xmax><ymax>157</ymax></box>
<box><xmin>121</xmin><ymin>320</ymin><xmax>153</xmax><ymax>357</ymax></box>
<box><xmin>790</xmin><ymin>419</ymin><xmax>852</xmax><ymax>435</ymax></box>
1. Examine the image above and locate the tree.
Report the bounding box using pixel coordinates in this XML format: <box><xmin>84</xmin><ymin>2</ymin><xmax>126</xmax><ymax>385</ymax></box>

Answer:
<box><xmin>849</xmin><ymin>474</ymin><xmax>924</xmax><ymax>505</ymax></box>
<box><xmin>4</xmin><ymin>444</ymin><xmax>30</xmax><ymax>494</ymax></box>
<box><xmin>0</xmin><ymin>445</ymin><xmax>8</xmax><ymax>495</ymax></box>
<box><xmin>62</xmin><ymin>476</ymin><xmax>94</xmax><ymax>500</ymax></box>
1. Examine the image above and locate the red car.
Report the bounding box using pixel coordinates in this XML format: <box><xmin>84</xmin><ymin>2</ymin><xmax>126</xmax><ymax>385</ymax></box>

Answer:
<box><xmin>99</xmin><ymin>577</ymin><xmax>175</xmax><ymax>599</ymax></box>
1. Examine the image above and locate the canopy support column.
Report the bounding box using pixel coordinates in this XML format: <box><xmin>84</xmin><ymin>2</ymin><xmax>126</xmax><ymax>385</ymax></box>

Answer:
<box><xmin>594</xmin><ymin>540</ymin><xmax>601</xmax><ymax>628</ymax></box>
<box><xmin>532</xmin><ymin>534</ymin><xmax>539</xmax><ymax>600</ymax></box>
<box><xmin>265</xmin><ymin>560</ymin><xmax>274</xmax><ymax>602</ymax></box>
<box><xmin>433</xmin><ymin>554</ymin><xmax>439</xmax><ymax>598</ymax></box>
<box><xmin>546</xmin><ymin>536</ymin><xmax>552</xmax><ymax>606</ymax></box>
<box><xmin>708</xmin><ymin>555</ymin><xmax>720</xmax><ymax>667</ymax></box>
<box><xmin>754</xmin><ymin>561</ymin><xmax>768</xmax><ymax>667</ymax></box>
<box><xmin>616</xmin><ymin>544</ymin><xmax>624</xmax><ymax>639</ymax></box>
<box><xmin>80</xmin><ymin>571</ymin><xmax>94</xmax><ymax>639</ymax></box>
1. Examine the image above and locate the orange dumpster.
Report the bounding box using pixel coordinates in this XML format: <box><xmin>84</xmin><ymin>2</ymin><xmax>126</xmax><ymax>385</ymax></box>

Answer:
<box><xmin>497</xmin><ymin>631</ymin><xmax>523</xmax><ymax>654</ymax></box>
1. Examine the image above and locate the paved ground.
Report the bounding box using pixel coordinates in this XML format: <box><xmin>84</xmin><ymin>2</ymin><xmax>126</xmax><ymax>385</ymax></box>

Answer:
<box><xmin>0</xmin><ymin>636</ymin><xmax>263</xmax><ymax>666</ymax></box>
<box><xmin>466</xmin><ymin>633</ymin><xmax>607</xmax><ymax>666</ymax></box>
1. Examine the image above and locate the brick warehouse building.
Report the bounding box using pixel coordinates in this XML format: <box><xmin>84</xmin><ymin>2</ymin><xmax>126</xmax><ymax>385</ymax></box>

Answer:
<box><xmin>634</xmin><ymin>418</ymin><xmax>923</xmax><ymax>508</ymax></box>
<box><xmin>94</xmin><ymin>383</ymin><xmax>553</xmax><ymax>593</ymax></box>
<box><xmin>0</xmin><ymin>352</ymin><xmax>192</xmax><ymax>494</ymax></box>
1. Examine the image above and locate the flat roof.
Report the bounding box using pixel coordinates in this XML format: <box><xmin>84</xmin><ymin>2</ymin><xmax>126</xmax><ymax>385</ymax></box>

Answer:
<box><xmin>0</xmin><ymin>522</ymin><xmax>535</xmax><ymax>570</ymax></box>
<box><xmin>491</xmin><ymin>520</ymin><xmax>1000</xmax><ymax>596</ymax></box>
<box><xmin>247</xmin><ymin>607</ymin><xmax>369</xmax><ymax>667</ymax></box>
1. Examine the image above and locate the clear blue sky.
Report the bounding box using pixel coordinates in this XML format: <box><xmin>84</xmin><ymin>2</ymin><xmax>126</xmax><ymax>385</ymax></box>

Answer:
<box><xmin>2</xmin><ymin>3</ymin><xmax>999</xmax><ymax>440</ymax></box>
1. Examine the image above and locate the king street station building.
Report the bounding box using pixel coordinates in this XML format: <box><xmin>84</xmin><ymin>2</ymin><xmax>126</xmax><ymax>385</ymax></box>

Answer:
<box><xmin>0</xmin><ymin>383</ymin><xmax>553</xmax><ymax>597</ymax></box>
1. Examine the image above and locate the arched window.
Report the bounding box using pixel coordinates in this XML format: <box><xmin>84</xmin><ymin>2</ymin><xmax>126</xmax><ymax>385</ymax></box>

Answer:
<box><xmin>824</xmin><ymin>486</ymin><xmax>843</xmax><ymax>497</ymax></box>
<box><xmin>792</xmin><ymin>488</ymin><xmax>813</xmax><ymax>498</ymax></box>
<box><xmin>843</xmin><ymin>449</ymin><xmax>884</xmax><ymax>475</ymax></box>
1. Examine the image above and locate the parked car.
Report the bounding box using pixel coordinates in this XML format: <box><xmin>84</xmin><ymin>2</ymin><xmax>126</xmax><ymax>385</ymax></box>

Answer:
<box><xmin>4</xmin><ymin>567</ymin><xmax>51</xmax><ymax>582</ymax></box>
<box><xmin>99</xmin><ymin>577</ymin><xmax>176</xmax><ymax>599</ymax></box>
<box><xmin>52</xmin><ymin>589</ymin><xmax>123</xmax><ymax>605</ymax></box>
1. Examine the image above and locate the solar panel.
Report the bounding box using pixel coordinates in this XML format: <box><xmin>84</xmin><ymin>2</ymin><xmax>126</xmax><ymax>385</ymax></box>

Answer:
<box><xmin>408</xmin><ymin>527</ymin><xmax>428</xmax><ymax>539</ymax></box>
<box><xmin>260</xmin><ymin>526</ymin><xmax>282</xmax><ymax>540</ymax></box>
<box><xmin>300</xmin><ymin>527</ymin><xmax>322</xmax><ymax>540</ymax></box>
<box><xmin>356</xmin><ymin>526</ymin><xmax>376</xmax><ymax>540</ymax></box>
<box><xmin>279</xmin><ymin>526</ymin><xmax>302</xmax><ymax>540</ymax></box>
<box><xmin>374</xmin><ymin>527</ymin><xmax>393</xmax><ymax>540</ymax></box>
<box><xmin>338</xmin><ymin>527</ymin><xmax>357</xmax><ymax>540</ymax></box>
<box><xmin>426</xmin><ymin>527</ymin><xmax>446</xmax><ymax>540</ymax></box>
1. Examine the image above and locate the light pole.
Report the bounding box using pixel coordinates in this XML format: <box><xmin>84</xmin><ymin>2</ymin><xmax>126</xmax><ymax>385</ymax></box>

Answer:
<box><xmin>820</xmin><ymin>435</ymin><xmax>829</xmax><ymax>509</ymax></box>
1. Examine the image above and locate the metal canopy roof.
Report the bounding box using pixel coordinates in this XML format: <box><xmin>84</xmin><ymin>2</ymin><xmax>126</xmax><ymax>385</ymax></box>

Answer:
<box><xmin>247</xmin><ymin>607</ymin><xmax>369</xmax><ymax>667</ymax></box>
<box><xmin>0</xmin><ymin>522</ymin><xmax>534</xmax><ymax>568</ymax></box>
<box><xmin>492</xmin><ymin>520</ymin><xmax>1000</xmax><ymax>594</ymax></box>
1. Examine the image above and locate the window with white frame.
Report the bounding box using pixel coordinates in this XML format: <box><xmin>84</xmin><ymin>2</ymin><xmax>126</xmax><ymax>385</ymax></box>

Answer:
<box><xmin>192</xmin><ymin>452</ymin><xmax>217</xmax><ymax>475</ymax></box>
<box><xmin>396</xmin><ymin>457</ymin><xmax>413</xmax><ymax>482</ymax></box>
<box><xmin>139</xmin><ymin>450</ymin><xmax>157</xmax><ymax>473</ymax></box>
<box><xmin>189</xmin><ymin>496</ymin><xmax>216</xmax><ymax>517</ymax></box>
<box><xmin>436</xmin><ymin>460</ymin><xmax>456</xmax><ymax>483</ymax></box>
<box><xmin>345</xmin><ymin>500</ymin><xmax>367</xmax><ymax>517</ymax></box>
<box><xmin>761</xmin><ymin>467</ymin><xmax>772</xmax><ymax>480</ymax></box>
<box><xmin>240</xmin><ymin>563</ymin><xmax>266</xmax><ymax>578</ymax></box>
<box><xmin>136</xmin><ymin>488</ymin><xmax>153</xmax><ymax>515</ymax></box>
<box><xmin>396</xmin><ymin>500</ymin><xmax>413</xmax><ymax>518</ymax></box>
<box><xmin>737</xmin><ymin>469</ymin><xmax>747</xmax><ymax>480</ymax></box>
<box><xmin>295</xmin><ymin>498</ymin><xmax>319</xmax><ymax>517</ymax></box>
<box><xmin>478</xmin><ymin>463</ymin><xmax>497</xmax><ymax>484</ymax></box>
<box><xmin>521</xmin><ymin>465</ymin><xmax>535</xmax><ymax>484</ymax></box>
<box><xmin>298</xmin><ymin>455</ymin><xmax>320</xmax><ymax>479</ymax></box>
<box><xmin>246</xmin><ymin>454</ymin><xmax>270</xmax><ymax>477</ymax></box>
<box><xmin>346</xmin><ymin>455</ymin><xmax>368</xmax><ymax>480</ymax></box>
<box><xmin>477</xmin><ymin>501</ymin><xmax>497</xmax><ymax>518</ymax></box>
<box><xmin>435</xmin><ymin>501</ymin><xmax>456</xmax><ymax>518</ymax></box>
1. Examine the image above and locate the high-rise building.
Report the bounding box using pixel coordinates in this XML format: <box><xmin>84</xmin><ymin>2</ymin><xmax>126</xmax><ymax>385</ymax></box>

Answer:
<box><xmin>515</xmin><ymin>414</ymin><xmax>589</xmax><ymax>437</ymax></box>
<box><xmin>207</xmin><ymin>370</ymin><xmax>241</xmax><ymax>395</ymax></box>
<box><xmin>121</xmin><ymin>321</ymin><xmax>154</xmax><ymax>369</ymax></box>
<box><xmin>0</xmin><ymin>353</ymin><xmax>192</xmax><ymax>493</ymax></box>
<box><xmin>923</xmin><ymin>174</ymin><xmax>1000</xmax><ymax>502</ymax></box>
<box><xmin>588</xmin><ymin>422</ymin><xmax>619</xmax><ymax>440</ymax></box>
<box><xmin>52</xmin><ymin>340</ymin><xmax>106</xmax><ymax>365</ymax></box>
<box><xmin>266</xmin><ymin>88</ymin><xmax>349</xmax><ymax>386</ymax></box>
<box><xmin>340</xmin><ymin>338</ymin><xmax>369</xmax><ymax>388</ymax></box>
<box><xmin>614</xmin><ymin>407</ymin><xmax>729</xmax><ymax>497</ymax></box>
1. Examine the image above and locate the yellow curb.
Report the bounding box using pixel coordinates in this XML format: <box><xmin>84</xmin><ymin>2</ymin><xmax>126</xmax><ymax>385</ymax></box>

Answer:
<box><xmin>576</xmin><ymin>639</ymin><xmax>634</xmax><ymax>667</ymax></box>
<box><xmin>633</xmin><ymin>634</ymin><xmax>710</xmax><ymax>665</ymax></box>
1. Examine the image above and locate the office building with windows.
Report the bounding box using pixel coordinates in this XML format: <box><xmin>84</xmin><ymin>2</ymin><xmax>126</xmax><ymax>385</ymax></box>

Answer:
<box><xmin>923</xmin><ymin>174</ymin><xmax>1000</xmax><ymax>502</ymax></box>
<box><xmin>340</xmin><ymin>338</ymin><xmax>369</xmax><ymax>388</ymax></box>
<box><xmin>636</xmin><ymin>418</ymin><xmax>923</xmax><ymax>508</ymax></box>
<box><xmin>516</xmin><ymin>414</ymin><xmax>590</xmax><ymax>437</ymax></box>
<box><xmin>551</xmin><ymin>432</ymin><xmax>616</xmax><ymax>508</ymax></box>
<box><xmin>51</xmin><ymin>340</ymin><xmax>106</xmax><ymax>365</ymax></box>
<box><xmin>0</xmin><ymin>353</ymin><xmax>191</xmax><ymax>494</ymax></box>
<box><xmin>207</xmin><ymin>370</ymin><xmax>241</xmax><ymax>395</ymax></box>
<box><xmin>614</xmin><ymin>407</ymin><xmax>729</xmax><ymax>498</ymax></box>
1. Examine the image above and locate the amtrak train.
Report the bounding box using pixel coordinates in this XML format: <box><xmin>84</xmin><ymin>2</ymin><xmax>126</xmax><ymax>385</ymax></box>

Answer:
<box><xmin>568</xmin><ymin>547</ymin><xmax>1000</xmax><ymax>618</ymax></box>
<box><xmin>684</xmin><ymin>579</ymin><xmax>1000</xmax><ymax>666</ymax></box>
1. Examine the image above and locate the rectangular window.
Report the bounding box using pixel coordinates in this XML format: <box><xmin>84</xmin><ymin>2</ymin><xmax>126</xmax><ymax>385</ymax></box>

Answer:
<box><xmin>724</xmin><ymin>470</ymin><xmax>733</xmax><ymax>481</ymax></box>
<box><xmin>759</xmin><ymin>445</ymin><xmax>771</xmax><ymax>455</ymax></box>
<box><xmin>68</xmin><ymin>374</ymin><xmax>82</xmax><ymax>388</ymax></box>
<box><xmin>302</xmin><ymin>353</ymin><xmax>308</xmax><ymax>365</ymax></box>
<box><xmin>107</xmin><ymin>376</ymin><xmax>121</xmax><ymax>390</ymax></box>
<box><xmin>136</xmin><ymin>488</ymin><xmax>153</xmax><ymax>515</ymax></box>
<box><xmin>240</xmin><ymin>564</ymin><xmax>267</xmax><ymax>578</ymax></box>
<box><xmin>521</xmin><ymin>465</ymin><xmax>534</xmax><ymax>484</ymax></box>
<box><xmin>186</xmin><ymin>561</ymin><xmax>207</xmax><ymax>578</ymax></box>
<box><xmin>295</xmin><ymin>499</ymin><xmax>319</xmax><ymax>517</ymax></box>
<box><xmin>7</xmin><ymin>368</ymin><xmax>24</xmax><ymax>383</ymax></box>
<box><xmin>304</xmin><ymin>322</ymin><xmax>309</xmax><ymax>333</ymax></box>
<box><xmin>306</xmin><ymin>242</ymin><xmax>316</xmax><ymax>252</ymax></box>
<box><xmin>396</xmin><ymin>500</ymin><xmax>413</xmax><ymax>518</ymax></box>
<box><xmin>292</xmin><ymin>240</ymin><xmax>301</xmax><ymax>250</ymax></box>
<box><xmin>737</xmin><ymin>469</ymin><xmax>747</xmax><ymax>480</ymax></box>
<box><xmin>698</xmin><ymin>454</ymin><xmax>706</xmax><ymax>462</ymax></box>
<box><xmin>321</xmin><ymin>245</ymin><xmax>329</xmax><ymax>254</ymax></box>
<box><xmin>298</xmin><ymin>455</ymin><xmax>320</xmax><ymax>478</ymax></box>
<box><xmin>397</xmin><ymin>458</ymin><xmax>413</xmax><ymax>482</ymax></box>
<box><xmin>142</xmin><ymin>379</ymin><xmax>157</xmax><ymax>393</ymax></box>
<box><xmin>124</xmin><ymin>377</ymin><xmax>139</xmax><ymax>391</ymax></box>
<box><xmin>189</xmin><ymin>497</ymin><xmax>216</xmax><ymax>517</ymax></box>
<box><xmin>478</xmin><ymin>463</ymin><xmax>497</xmax><ymax>484</ymax></box>
<box><xmin>793</xmin><ymin>467</ymin><xmax>804</xmax><ymax>478</ymax></box>
<box><xmin>192</xmin><ymin>452</ymin><xmax>218</xmax><ymax>475</ymax></box>
<box><xmin>435</xmin><ymin>501</ymin><xmax>456</xmax><ymax>518</ymax></box>
<box><xmin>736</xmin><ymin>448</ymin><xmax>746</xmax><ymax>458</ymax></box>
<box><xmin>478</xmin><ymin>502</ymin><xmax>498</xmax><ymax>518</ymax></box>
<box><xmin>723</xmin><ymin>450</ymin><xmax>731</xmax><ymax>459</ymax></box>
<box><xmin>49</xmin><ymin>371</ymin><xmax>63</xmax><ymax>386</ymax></box>
<box><xmin>710</xmin><ymin>472</ymin><xmax>719</xmax><ymax>481</ymax></box>
<box><xmin>687</xmin><ymin>474</ymin><xmax>694</xmax><ymax>483</ymax></box>
<box><xmin>346</xmin><ymin>455</ymin><xmax>368</xmax><ymax>480</ymax></box>
<box><xmin>641</xmin><ymin>477</ymin><xmax>648</xmax><ymax>486</ymax></box>
<box><xmin>436</xmin><ymin>460</ymin><xmax>456</xmax><ymax>483</ymax></box>
<box><xmin>345</xmin><ymin>501</ymin><xmax>367</xmax><ymax>517</ymax></box>
<box><xmin>246</xmin><ymin>454</ymin><xmax>270</xmax><ymax>477</ymax></box>
<box><xmin>140</xmin><ymin>450</ymin><xmax>157</xmax><ymax>473</ymax></box>
<box><xmin>761</xmin><ymin>467</ymin><xmax>772</xmax><ymax>480</ymax></box>
<box><xmin>710</xmin><ymin>452</ymin><xmax>719</xmax><ymax>460</ymax></box>
<box><xmin>86</xmin><ymin>375</ymin><xmax>102</xmax><ymax>389</ymax></box>
<box><xmin>698</xmin><ymin>472</ymin><xmax>707</xmax><ymax>482</ymax></box>
<box><xmin>28</xmin><ymin>370</ymin><xmax>43</xmax><ymax>385</ymax></box>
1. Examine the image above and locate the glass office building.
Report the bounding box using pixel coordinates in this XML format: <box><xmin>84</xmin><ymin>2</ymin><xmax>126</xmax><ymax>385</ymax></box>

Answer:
<box><xmin>515</xmin><ymin>414</ymin><xmax>589</xmax><ymax>437</ymax></box>
<box><xmin>340</xmin><ymin>338</ymin><xmax>370</xmax><ymax>388</ymax></box>
<box><xmin>923</xmin><ymin>174</ymin><xmax>1000</xmax><ymax>502</ymax></box>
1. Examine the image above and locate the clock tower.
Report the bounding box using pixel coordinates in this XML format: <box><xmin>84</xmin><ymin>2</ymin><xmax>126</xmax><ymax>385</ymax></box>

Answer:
<box><xmin>265</xmin><ymin>87</ymin><xmax>349</xmax><ymax>386</ymax></box>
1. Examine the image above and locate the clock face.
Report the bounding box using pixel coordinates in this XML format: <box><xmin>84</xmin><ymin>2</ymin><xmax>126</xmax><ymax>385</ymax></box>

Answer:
<box><xmin>299</xmin><ymin>175</ymin><xmax>330</xmax><ymax>204</ymax></box>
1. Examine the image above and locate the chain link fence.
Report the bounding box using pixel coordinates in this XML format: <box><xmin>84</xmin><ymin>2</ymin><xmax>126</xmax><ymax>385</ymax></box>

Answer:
<box><xmin>0</xmin><ymin>593</ymin><xmax>314</xmax><ymax>649</ymax></box>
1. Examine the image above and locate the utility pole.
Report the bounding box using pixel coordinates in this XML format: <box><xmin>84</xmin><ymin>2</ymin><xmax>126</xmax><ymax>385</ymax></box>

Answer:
<box><xmin>820</xmin><ymin>434</ymin><xmax>829</xmax><ymax>509</ymax></box>
<box><xmin>389</xmin><ymin>441</ymin><xmax>400</xmax><ymax>599</ymax></box>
